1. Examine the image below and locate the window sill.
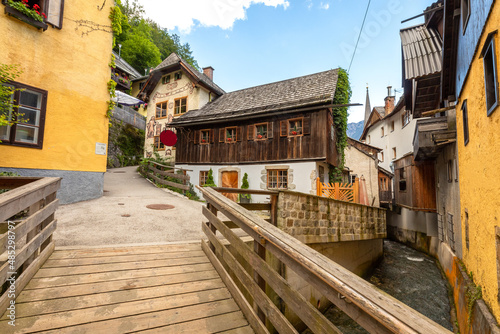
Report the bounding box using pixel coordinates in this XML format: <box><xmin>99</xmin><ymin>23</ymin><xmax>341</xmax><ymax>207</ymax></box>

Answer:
<box><xmin>4</xmin><ymin>5</ymin><xmax>48</xmax><ymax>31</ymax></box>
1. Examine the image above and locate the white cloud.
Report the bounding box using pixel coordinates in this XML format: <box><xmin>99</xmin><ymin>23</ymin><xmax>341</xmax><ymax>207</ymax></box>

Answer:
<box><xmin>142</xmin><ymin>0</ymin><xmax>290</xmax><ymax>33</ymax></box>
<box><xmin>319</xmin><ymin>2</ymin><xmax>329</xmax><ymax>10</ymax></box>
<box><xmin>306</xmin><ymin>0</ymin><xmax>313</xmax><ymax>9</ymax></box>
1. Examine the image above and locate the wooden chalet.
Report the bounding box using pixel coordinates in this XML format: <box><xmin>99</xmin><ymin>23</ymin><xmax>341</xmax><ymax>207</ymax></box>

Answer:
<box><xmin>170</xmin><ymin>69</ymin><xmax>341</xmax><ymax>198</ymax></box>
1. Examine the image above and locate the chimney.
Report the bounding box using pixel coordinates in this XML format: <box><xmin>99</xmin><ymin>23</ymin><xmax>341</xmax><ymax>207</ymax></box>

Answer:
<box><xmin>384</xmin><ymin>86</ymin><xmax>395</xmax><ymax>115</ymax></box>
<box><xmin>203</xmin><ymin>66</ymin><xmax>214</xmax><ymax>81</ymax></box>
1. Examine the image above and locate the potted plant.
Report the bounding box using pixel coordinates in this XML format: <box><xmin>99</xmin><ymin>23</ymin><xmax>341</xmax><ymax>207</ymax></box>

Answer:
<box><xmin>227</xmin><ymin>137</ymin><xmax>232</xmax><ymax>142</ymax></box>
<box><xmin>239</xmin><ymin>173</ymin><xmax>251</xmax><ymax>203</ymax></box>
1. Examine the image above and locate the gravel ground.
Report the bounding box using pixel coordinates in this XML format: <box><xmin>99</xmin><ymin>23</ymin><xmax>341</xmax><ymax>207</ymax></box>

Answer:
<box><xmin>304</xmin><ymin>240</ymin><xmax>454</xmax><ymax>333</ymax></box>
<box><xmin>53</xmin><ymin>166</ymin><xmax>207</xmax><ymax>247</ymax></box>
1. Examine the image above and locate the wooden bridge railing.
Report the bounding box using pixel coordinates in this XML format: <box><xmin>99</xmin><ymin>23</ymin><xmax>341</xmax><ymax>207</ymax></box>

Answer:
<box><xmin>198</xmin><ymin>186</ymin><xmax>452</xmax><ymax>334</ymax></box>
<box><xmin>0</xmin><ymin>177</ymin><xmax>61</xmax><ymax>316</ymax></box>
<box><xmin>143</xmin><ymin>161</ymin><xmax>191</xmax><ymax>194</ymax></box>
<box><xmin>316</xmin><ymin>177</ymin><xmax>359</xmax><ymax>203</ymax></box>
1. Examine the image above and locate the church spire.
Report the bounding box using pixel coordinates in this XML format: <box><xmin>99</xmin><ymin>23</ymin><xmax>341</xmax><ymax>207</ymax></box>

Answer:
<box><xmin>364</xmin><ymin>84</ymin><xmax>371</xmax><ymax>125</ymax></box>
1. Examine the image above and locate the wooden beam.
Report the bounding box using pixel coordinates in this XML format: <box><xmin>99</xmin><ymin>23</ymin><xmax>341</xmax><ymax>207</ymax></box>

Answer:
<box><xmin>212</xmin><ymin>188</ymin><xmax>278</xmax><ymax>195</ymax></box>
<box><xmin>421</xmin><ymin>105</ymin><xmax>456</xmax><ymax>117</ymax></box>
<box><xmin>147</xmin><ymin>173</ymin><xmax>190</xmax><ymax>191</ymax></box>
<box><xmin>0</xmin><ymin>177</ymin><xmax>41</xmax><ymax>190</ymax></box>
<box><xmin>148</xmin><ymin>165</ymin><xmax>190</xmax><ymax>180</ymax></box>
<box><xmin>239</xmin><ymin>203</ymin><xmax>272</xmax><ymax>211</ymax></box>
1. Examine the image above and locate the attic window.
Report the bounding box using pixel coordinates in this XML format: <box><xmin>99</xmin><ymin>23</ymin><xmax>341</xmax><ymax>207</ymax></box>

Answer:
<box><xmin>200</xmin><ymin>130</ymin><xmax>210</xmax><ymax>144</ymax></box>
<box><xmin>162</xmin><ymin>75</ymin><xmax>170</xmax><ymax>84</ymax></box>
<box><xmin>255</xmin><ymin>123</ymin><xmax>268</xmax><ymax>140</ymax></box>
<box><xmin>174</xmin><ymin>72</ymin><xmax>182</xmax><ymax>81</ymax></box>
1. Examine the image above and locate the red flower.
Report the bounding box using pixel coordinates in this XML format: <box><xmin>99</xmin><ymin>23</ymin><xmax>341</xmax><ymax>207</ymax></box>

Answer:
<box><xmin>227</xmin><ymin>138</ymin><xmax>232</xmax><ymax>142</ymax></box>
<box><xmin>291</xmin><ymin>131</ymin><xmax>297</xmax><ymax>135</ymax></box>
<box><xmin>257</xmin><ymin>135</ymin><xmax>263</xmax><ymax>139</ymax></box>
<box><xmin>21</xmin><ymin>0</ymin><xmax>27</xmax><ymax>3</ymax></box>
<box><xmin>201</xmin><ymin>139</ymin><xmax>206</xmax><ymax>143</ymax></box>
<box><xmin>33</xmin><ymin>4</ymin><xmax>40</xmax><ymax>9</ymax></box>
<box><xmin>41</xmin><ymin>13</ymin><xmax>47</xmax><ymax>18</ymax></box>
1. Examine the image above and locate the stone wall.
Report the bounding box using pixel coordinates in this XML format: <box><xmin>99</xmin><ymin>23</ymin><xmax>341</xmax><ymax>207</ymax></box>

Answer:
<box><xmin>277</xmin><ymin>191</ymin><xmax>386</xmax><ymax>244</ymax></box>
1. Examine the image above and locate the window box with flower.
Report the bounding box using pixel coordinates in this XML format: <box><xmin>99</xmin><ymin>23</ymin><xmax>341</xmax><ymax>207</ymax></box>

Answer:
<box><xmin>4</xmin><ymin>0</ymin><xmax>48</xmax><ymax>30</ymax></box>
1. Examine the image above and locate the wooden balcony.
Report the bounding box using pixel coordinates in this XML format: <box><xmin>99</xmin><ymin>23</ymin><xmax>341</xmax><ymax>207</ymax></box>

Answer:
<box><xmin>413</xmin><ymin>117</ymin><xmax>456</xmax><ymax>161</ymax></box>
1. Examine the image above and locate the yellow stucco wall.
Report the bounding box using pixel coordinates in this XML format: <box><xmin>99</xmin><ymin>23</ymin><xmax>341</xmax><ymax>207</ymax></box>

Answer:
<box><xmin>455</xmin><ymin>1</ymin><xmax>500</xmax><ymax>320</ymax></box>
<box><xmin>0</xmin><ymin>0</ymin><xmax>113</xmax><ymax>173</ymax></box>
<box><xmin>144</xmin><ymin>70</ymin><xmax>210</xmax><ymax>160</ymax></box>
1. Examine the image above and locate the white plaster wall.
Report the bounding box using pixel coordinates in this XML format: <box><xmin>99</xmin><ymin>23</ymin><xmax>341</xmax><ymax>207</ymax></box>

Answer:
<box><xmin>365</xmin><ymin>109</ymin><xmax>417</xmax><ymax>172</ymax></box>
<box><xmin>344</xmin><ymin>146</ymin><xmax>380</xmax><ymax>207</ymax></box>
<box><xmin>176</xmin><ymin>161</ymin><xmax>318</xmax><ymax>202</ymax></box>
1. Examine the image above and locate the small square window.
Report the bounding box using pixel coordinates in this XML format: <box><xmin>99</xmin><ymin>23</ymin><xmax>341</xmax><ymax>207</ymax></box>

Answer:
<box><xmin>390</xmin><ymin>121</ymin><xmax>395</xmax><ymax>132</ymax></box>
<box><xmin>288</xmin><ymin>119</ymin><xmax>302</xmax><ymax>136</ymax></box>
<box><xmin>267</xmin><ymin>169</ymin><xmax>288</xmax><ymax>190</ymax></box>
<box><xmin>380</xmin><ymin>151</ymin><xmax>384</xmax><ymax>162</ymax></box>
<box><xmin>226</xmin><ymin>127</ymin><xmax>237</xmax><ymax>143</ymax></box>
<box><xmin>381</xmin><ymin>127</ymin><xmax>385</xmax><ymax>137</ymax></box>
<box><xmin>174</xmin><ymin>72</ymin><xmax>182</xmax><ymax>81</ymax></box>
<box><xmin>156</xmin><ymin>102</ymin><xmax>168</xmax><ymax>118</ymax></box>
<box><xmin>401</xmin><ymin>110</ymin><xmax>411</xmax><ymax>127</ymax></box>
<box><xmin>255</xmin><ymin>123</ymin><xmax>268</xmax><ymax>139</ymax></box>
<box><xmin>447</xmin><ymin>160</ymin><xmax>453</xmax><ymax>183</ymax></box>
<box><xmin>154</xmin><ymin>136</ymin><xmax>164</xmax><ymax>150</ymax></box>
<box><xmin>461</xmin><ymin>0</ymin><xmax>470</xmax><ymax>34</ymax></box>
<box><xmin>200</xmin><ymin>130</ymin><xmax>210</xmax><ymax>144</ymax></box>
<box><xmin>392</xmin><ymin>147</ymin><xmax>397</xmax><ymax>160</ymax></box>
<box><xmin>162</xmin><ymin>75</ymin><xmax>170</xmax><ymax>84</ymax></box>
<box><xmin>368</xmin><ymin>135</ymin><xmax>371</xmax><ymax>144</ymax></box>
<box><xmin>174</xmin><ymin>97</ymin><xmax>187</xmax><ymax>115</ymax></box>
<box><xmin>200</xmin><ymin>170</ymin><xmax>209</xmax><ymax>186</ymax></box>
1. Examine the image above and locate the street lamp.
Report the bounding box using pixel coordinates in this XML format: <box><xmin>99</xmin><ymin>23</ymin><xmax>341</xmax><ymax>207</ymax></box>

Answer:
<box><xmin>118</xmin><ymin>44</ymin><xmax>122</xmax><ymax>57</ymax></box>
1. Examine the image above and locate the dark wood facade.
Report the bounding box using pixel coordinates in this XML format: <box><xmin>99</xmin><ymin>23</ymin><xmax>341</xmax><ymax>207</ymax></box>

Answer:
<box><xmin>175</xmin><ymin>108</ymin><xmax>338</xmax><ymax>166</ymax></box>
<box><xmin>394</xmin><ymin>154</ymin><xmax>436</xmax><ymax>212</ymax></box>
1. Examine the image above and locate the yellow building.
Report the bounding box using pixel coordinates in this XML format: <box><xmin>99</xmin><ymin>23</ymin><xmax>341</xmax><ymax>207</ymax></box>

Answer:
<box><xmin>453</xmin><ymin>0</ymin><xmax>500</xmax><ymax>322</ymax></box>
<box><xmin>136</xmin><ymin>53</ymin><xmax>225</xmax><ymax>161</ymax></box>
<box><xmin>0</xmin><ymin>0</ymin><xmax>113</xmax><ymax>203</ymax></box>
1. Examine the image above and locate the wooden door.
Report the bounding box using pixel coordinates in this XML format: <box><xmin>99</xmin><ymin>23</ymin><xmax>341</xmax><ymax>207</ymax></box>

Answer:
<box><xmin>221</xmin><ymin>171</ymin><xmax>238</xmax><ymax>202</ymax></box>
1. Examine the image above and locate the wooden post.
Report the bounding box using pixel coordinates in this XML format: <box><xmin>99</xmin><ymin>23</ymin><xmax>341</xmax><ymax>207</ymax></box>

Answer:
<box><xmin>207</xmin><ymin>203</ymin><xmax>218</xmax><ymax>252</ymax></box>
<box><xmin>40</xmin><ymin>192</ymin><xmax>57</xmax><ymax>252</ymax></box>
<box><xmin>316</xmin><ymin>177</ymin><xmax>321</xmax><ymax>197</ymax></box>
<box><xmin>23</xmin><ymin>199</ymin><xmax>42</xmax><ymax>271</ymax></box>
<box><xmin>253</xmin><ymin>239</ymin><xmax>267</xmax><ymax>325</ymax></box>
<box><xmin>182</xmin><ymin>169</ymin><xmax>187</xmax><ymax>195</ymax></box>
<box><xmin>353</xmin><ymin>177</ymin><xmax>360</xmax><ymax>204</ymax></box>
<box><xmin>334</xmin><ymin>182</ymin><xmax>340</xmax><ymax>201</ymax></box>
<box><xmin>270</xmin><ymin>194</ymin><xmax>278</xmax><ymax>226</ymax></box>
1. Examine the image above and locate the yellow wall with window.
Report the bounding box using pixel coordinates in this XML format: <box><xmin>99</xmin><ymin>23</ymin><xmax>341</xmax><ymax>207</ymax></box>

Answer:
<box><xmin>0</xmin><ymin>0</ymin><xmax>112</xmax><ymax>173</ymax></box>
<box><xmin>455</xmin><ymin>2</ymin><xmax>500</xmax><ymax>320</ymax></box>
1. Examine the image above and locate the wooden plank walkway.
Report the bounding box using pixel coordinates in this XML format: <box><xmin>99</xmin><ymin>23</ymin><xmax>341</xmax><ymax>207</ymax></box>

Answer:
<box><xmin>0</xmin><ymin>243</ymin><xmax>254</xmax><ymax>333</ymax></box>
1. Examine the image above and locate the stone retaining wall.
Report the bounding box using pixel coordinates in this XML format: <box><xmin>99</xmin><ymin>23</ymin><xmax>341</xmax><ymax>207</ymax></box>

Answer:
<box><xmin>277</xmin><ymin>191</ymin><xmax>386</xmax><ymax>244</ymax></box>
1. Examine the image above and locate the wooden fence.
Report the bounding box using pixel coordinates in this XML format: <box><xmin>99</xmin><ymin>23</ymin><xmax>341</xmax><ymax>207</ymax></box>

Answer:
<box><xmin>0</xmin><ymin>177</ymin><xmax>61</xmax><ymax>316</ymax></box>
<box><xmin>198</xmin><ymin>185</ymin><xmax>453</xmax><ymax>334</ymax></box>
<box><xmin>143</xmin><ymin>161</ymin><xmax>191</xmax><ymax>194</ymax></box>
<box><xmin>316</xmin><ymin>177</ymin><xmax>359</xmax><ymax>203</ymax></box>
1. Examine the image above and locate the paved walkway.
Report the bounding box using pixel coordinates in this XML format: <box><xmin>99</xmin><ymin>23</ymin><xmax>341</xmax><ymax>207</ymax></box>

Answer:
<box><xmin>53</xmin><ymin>166</ymin><xmax>206</xmax><ymax>247</ymax></box>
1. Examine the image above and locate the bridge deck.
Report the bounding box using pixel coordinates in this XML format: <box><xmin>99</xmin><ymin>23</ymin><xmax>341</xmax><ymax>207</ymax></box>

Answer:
<box><xmin>0</xmin><ymin>243</ymin><xmax>254</xmax><ymax>333</ymax></box>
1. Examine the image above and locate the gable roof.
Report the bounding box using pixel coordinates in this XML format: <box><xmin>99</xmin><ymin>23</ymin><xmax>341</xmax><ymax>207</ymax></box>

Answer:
<box><xmin>138</xmin><ymin>53</ymin><xmax>225</xmax><ymax>101</ymax></box>
<box><xmin>360</xmin><ymin>96</ymin><xmax>406</xmax><ymax>140</ymax></box>
<box><xmin>154</xmin><ymin>53</ymin><xmax>225</xmax><ymax>95</ymax></box>
<box><xmin>112</xmin><ymin>51</ymin><xmax>142</xmax><ymax>79</ymax></box>
<box><xmin>170</xmin><ymin>69</ymin><xmax>339</xmax><ymax>126</ymax></box>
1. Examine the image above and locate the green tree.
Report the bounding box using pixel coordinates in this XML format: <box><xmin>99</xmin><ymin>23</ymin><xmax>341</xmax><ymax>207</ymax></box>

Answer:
<box><xmin>240</xmin><ymin>173</ymin><xmax>251</xmax><ymax>201</ymax></box>
<box><xmin>203</xmin><ymin>169</ymin><xmax>216</xmax><ymax>187</ymax></box>
<box><xmin>0</xmin><ymin>64</ymin><xmax>23</xmax><ymax>134</ymax></box>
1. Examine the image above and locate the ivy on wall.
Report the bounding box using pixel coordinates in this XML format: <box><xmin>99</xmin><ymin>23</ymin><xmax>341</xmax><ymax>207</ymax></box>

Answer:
<box><xmin>329</xmin><ymin>68</ymin><xmax>352</xmax><ymax>183</ymax></box>
<box><xmin>107</xmin><ymin>6</ymin><xmax>122</xmax><ymax>118</ymax></box>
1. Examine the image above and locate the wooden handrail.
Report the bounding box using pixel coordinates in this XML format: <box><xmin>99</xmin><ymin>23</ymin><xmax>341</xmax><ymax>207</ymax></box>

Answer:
<box><xmin>198</xmin><ymin>186</ymin><xmax>452</xmax><ymax>334</ymax></box>
<box><xmin>149</xmin><ymin>161</ymin><xmax>193</xmax><ymax>172</ymax></box>
<box><xmin>212</xmin><ymin>187</ymin><xmax>278</xmax><ymax>195</ymax></box>
<box><xmin>0</xmin><ymin>177</ymin><xmax>61</xmax><ymax>316</ymax></box>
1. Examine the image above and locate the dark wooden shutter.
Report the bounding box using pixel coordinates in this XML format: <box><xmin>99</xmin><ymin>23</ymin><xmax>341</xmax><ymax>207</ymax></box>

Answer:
<box><xmin>210</xmin><ymin>129</ymin><xmax>214</xmax><ymax>143</ymax></box>
<box><xmin>247</xmin><ymin>125</ymin><xmax>254</xmax><ymax>140</ymax></box>
<box><xmin>193</xmin><ymin>130</ymin><xmax>199</xmax><ymax>144</ymax></box>
<box><xmin>219</xmin><ymin>128</ymin><xmax>225</xmax><ymax>142</ymax></box>
<box><xmin>280</xmin><ymin>121</ymin><xmax>288</xmax><ymax>137</ymax></box>
<box><xmin>267</xmin><ymin>122</ymin><xmax>273</xmax><ymax>138</ymax></box>
<box><xmin>46</xmin><ymin>0</ymin><xmax>64</xmax><ymax>29</ymax></box>
<box><xmin>303</xmin><ymin>115</ymin><xmax>311</xmax><ymax>135</ymax></box>
<box><xmin>236</xmin><ymin>127</ymin><xmax>242</xmax><ymax>141</ymax></box>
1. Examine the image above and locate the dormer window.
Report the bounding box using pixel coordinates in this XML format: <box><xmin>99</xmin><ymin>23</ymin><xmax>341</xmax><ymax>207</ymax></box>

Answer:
<box><xmin>162</xmin><ymin>75</ymin><xmax>170</xmax><ymax>84</ymax></box>
<box><xmin>174</xmin><ymin>72</ymin><xmax>182</xmax><ymax>81</ymax></box>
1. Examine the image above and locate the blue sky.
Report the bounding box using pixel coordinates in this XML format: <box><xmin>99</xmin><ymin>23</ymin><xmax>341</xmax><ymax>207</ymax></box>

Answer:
<box><xmin>143</xmin><ymin>0</ymin><xmax>431</xmax><ymax>123</ymax></box>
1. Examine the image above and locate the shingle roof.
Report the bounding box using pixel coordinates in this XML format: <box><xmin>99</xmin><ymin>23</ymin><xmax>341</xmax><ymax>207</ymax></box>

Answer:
<box><xmin>112</xmin><ymin>51</ymin><xmax>142</xmax><ymax>79</ymax></box>
<box><xmin>374</xmin><ymin>106</ymin><xmax>385</xmax><ymax>118</ymax></box>
<box><xmin>400</xmin><ymin>24</ymin><xmax>442</xmax><ymax>80</ymax></box>
<box><xmin>154</xmin><ymin>53</ymin><xmax>225</xmax><ymax>96</ymax></box>
<box><xmin>170</xmin><ymin>69</ymin><xmax>339</xmax><ymax>125</ymax></box>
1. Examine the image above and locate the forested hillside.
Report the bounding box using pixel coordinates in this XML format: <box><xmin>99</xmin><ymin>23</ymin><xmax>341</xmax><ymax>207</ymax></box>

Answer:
<box><xmin>114</xmin><ymin>0</ymin><xmax>199</xmax><ymax>74</ymax></box>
